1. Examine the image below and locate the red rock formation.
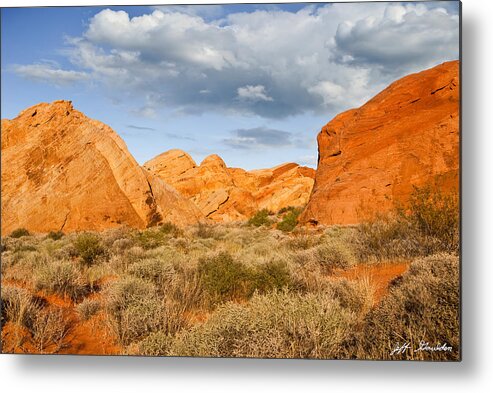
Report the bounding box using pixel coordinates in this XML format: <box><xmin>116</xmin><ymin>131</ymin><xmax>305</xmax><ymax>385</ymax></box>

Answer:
<box><xmin>1</xmin><ymin>101</ymin><xmax>202</xmax><ymax>235</ymax></box>
<box><xmin>144</xmin><ymin>151</ymin><xmax>315</xmax><ymax>222</ymax></box>
<box><xmin>300</xmin><ymin>61</ymin><xmax>460</xmax><ymax>226</ymax></box>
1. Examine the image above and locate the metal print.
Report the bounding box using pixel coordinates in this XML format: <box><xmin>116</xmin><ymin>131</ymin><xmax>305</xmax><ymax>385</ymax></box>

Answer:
<box><xmin>0</xmin><ymin>1</ymin><xmax>461</xmax><ymax>360</ymax></box>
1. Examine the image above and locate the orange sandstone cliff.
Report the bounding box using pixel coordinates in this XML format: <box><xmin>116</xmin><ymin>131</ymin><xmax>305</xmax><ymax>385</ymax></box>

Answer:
<box><xmin>1</xmin><ymin>101</ymin><xmax>202</xmax><ymax>235</ymax></box>
<box><xmin>144</xmin><ymin>150</ymin><xmax>315</xmax><ymax>222</ymax></box>
<box><xmin>300</xmin><ymin>60</ymin><xmax>460</xmax><ymax>226</ymax></box>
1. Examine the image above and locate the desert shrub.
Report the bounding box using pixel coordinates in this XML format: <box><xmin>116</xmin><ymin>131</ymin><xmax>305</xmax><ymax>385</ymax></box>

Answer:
<box><xmin>31</xmin><ymin>306</ymin><xmax>70</xmax><ymax>353</ymax></box>
<box><xmin>159</xmin><ymin>222</ymin><xmax>182</xmax><ymax>237</ymax></box>
<box><xmin>314</xmin><ymin>239</ymin><xmax>357</xmax><ymax>272</ymax></box>
<box><xmin>133</xmin><ymin>229</ymin><xmax>166</xmax><ymax>250</ymax></box>
<box><xmin>277</xmin><ymin>208</ymin><xmax>302</xmax><ymax>232</ymax></box>
<box><xmin>76</xmin><ymin>298</ymin><xmax>101</xmax><ymax>321</ymax></box>
<box><xmin>112</xmin><ymin>238</ymin><xmax>134</xmax><ymax>253</ymax></box>
<box><xmin>277</xmin><ymin>206</ymin><xmax>297</xmax><ymax>215</ymax></box>
<box><xmin>355</xmin><ymin>185</ymin><xmax>459</xmax><ymax>260</ymax></box>
<box><xmin>168</xmin><ymin>267</ymin><xmax>205</xmax><ymax>312</ymax></box>
<box><xmin>1</xmin><ymin>249</ymin><xmax>49</xmax><ymax>284</ymax></box>
<box><xmin>2</xmin><ymin>236</ymin><xmax>38</xmax><ymax>254</ymax></box>
<box><xmin>83</xmin><ymin>263</ymin><xmax>113</xmax><ymax>291</ymax></box>
<box><xmin>327</xmin><ymin>277</ymin><xmax>375</xmax><ymax>315</ymax></box>
<box><xmin>34</xmin><ymin>260</ymin><xmax>87</xmax><ymax>300</ymax></box>
<box><xmin>198</xmin><ymin>252</ymin><xmax>253</xmax><ymax>304</ymax></box>
<box><xmin>169</xmin><ymin>290</ymin><xmax>355</xmax><ymax>359</ymax></box>
<box><xmin>46</xmin><ymin>231</ymin><xmax>64</xmax><ymax>241</ymax></box>
<box><xmin>248</xmin><ymin>209</ymin><xmax>273</xmax><ymax>227</ymax></box>
<box><xmin>355</xmin><ymin>216</ymin><xmax>418</xmax><ymax>260</ymax></box>
<box><xmin>127</xmin><ymin>257</ymin><xmax>175</xmax><ymax>292</ymax></box>
<box><xmin>406</xmin><ymin>185</ymin><xmax>459</xmax><ymax>253</ymax></box>
<box><xmin>100</xmin><ymin>226</ymin><xmax>133</xmax><ymax>248</ymax></box>
<box><xmin>73</xmin><ymin>232</ymin><xmax>106</xmax><ymax>265</ymax></box>
<box><xmin>195</xmin><ymin>223</ymin><xmax>219</xmax><ymax>239</ymax></box>
<box><xmin>105</xmin><ymin>277</ymin><xmax>164</xmax><ymax>346</ymax></box>
<box><xmin>357</xmin><ymin>253</ymin><xmax>459</xmax><ymax>360</ymax></box>
<box><xmin>9</xmin><ymin>228</ymin><xmax>31</xmax><ymax>238</ymax></box>
<box><xmin>283</xmin><ymin>232</ymin><xmax>320</xmax><ymax>251</ymax></box>
<box><xmin>138</xmin><ymin>331</ymin><xmax>173</xmax><ymax>356</ymax></box>
<box><xmin>253</xmin><ymin>260</ymin><xmax>292</xmax><ymax>294</ymax></box>
<box><xmin>1</xmin><ymin>286</ymin><xmax>41</xmax><ymax>329</ymax></box>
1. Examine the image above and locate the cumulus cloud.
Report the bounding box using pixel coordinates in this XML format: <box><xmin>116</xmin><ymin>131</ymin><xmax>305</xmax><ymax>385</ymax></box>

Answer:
<box><xmin>11</xmin><ymin>2</ymin><xmax>459</xmax><ymax>118</ymax></box>
<box><xmin>152</xmin><ymin>4</ymin><xmax>225</xmax><ymax>20</ymax></box>
<box><xmin>13</xmin><ymin>63</ymin><xmax>89</xmax><ymax>85</ymax></box>
<box><xmin>224</xmin><ymin>127</ymin><xmax>293</xmax><ymax>149</ymax></box>
<box><xmin>237</xmin><ymin>85</ymin><xmax>273</xmax><ymax>102</ymax></box>
<box><xmin>333</xmin><ymin>4</ymin><xmax>459</xmax><ymax>74</ymax></box>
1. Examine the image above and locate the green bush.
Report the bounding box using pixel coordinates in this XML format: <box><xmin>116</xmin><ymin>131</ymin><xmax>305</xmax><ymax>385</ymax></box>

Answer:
<box><xmin>73</xmin><ymin>232</ymin><xmax>106</xmax><ymax>265</ymax></box>
<box><xmin>198</xmin><ymin>251</ymin><xmax>295</xmax><ymax>305</ymax></box>
<box><xmin>277</xmin><ymin>208</ymin><xmax>302</xmax><ymax>232</ymax></box>
<box><xmin>253</xmin><ymin>260</ymin><xmax>292</xmax><ymax>294</ymax></box>
<box><xmin>277</xmin><ymin>206</ymin><xmax>297</xmax><ymax>215</ymax></box>
<box><xmin>10</xmin><ymin>228</ymin><xmax>31</xmax><ymax>238</ymax></box>
<box><xmin>159</xmin><ymin>222</ymin><xmax>182</xmax><ymax>236</ymax></box>
<box><xmin>248</xmin><ymin>209</ymin><xmax>273</xmax><ymax>227</ymax></box>
<box><xmin>169</xmin><ymin>290</ymin><xmax>355</xmax><ymax>359</ymax></box>
<box><xmin>133</xmin><ymin>229</ymin><xmax>166</xmax><ymax>250</ymax></box>
<box><xmin>406</xmin><ymin>184</ymin><xmax>459</xmax><ymax>253</ymax></box>
<box><xmin>357</xmin><ymin>253</ymin><xmax>459</xmax><ymax>360</ymax></box>
<box><xmin>355</xmin><ymin>185</ymin><xmax>459</xmax><ymax>260</ymax></box>
<box><xmin>34</xmin><ymin>260</ymin><xmax>87</xmax><ymax>300</ymax></box>
<box><xmin>198</xmin><ymin>252</ymin><xmax>252</xmax><ymax>304</ymax></box>
<box><xmin>46</xmin><ymin>231</ymin><xmax>64</xmax><ymax>241</ymax></box>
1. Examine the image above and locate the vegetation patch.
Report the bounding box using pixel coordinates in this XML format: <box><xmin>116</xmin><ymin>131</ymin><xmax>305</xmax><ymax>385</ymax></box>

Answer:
<box><xmin>277</xmin><ymin>207</ymin><xmax>303</xmax><ymax>232</ymax></box>
<box><xmin>73</xmin><ymin>232</ymin><xmax>106</xmax><ymax>265</ymax></box>
<box><xmin>9</xmin><ymin>228</ymin><xmax>31</xmax><ymax>239</ymax></box>
<box><xmin>248</xmin><ymin>209</ymin><xmax>274</xmax><ymax>227</ymax></box>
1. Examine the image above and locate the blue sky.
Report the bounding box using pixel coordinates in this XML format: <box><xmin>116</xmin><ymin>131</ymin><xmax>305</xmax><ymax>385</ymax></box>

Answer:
<box><xmin>1</xmin><ymin>2</ymin><xmax>459</xmax><ymax>169</ymax></box>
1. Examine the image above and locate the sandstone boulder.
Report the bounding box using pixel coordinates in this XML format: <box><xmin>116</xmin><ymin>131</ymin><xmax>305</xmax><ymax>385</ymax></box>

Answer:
<box><xmin>300</xmin><ymin>61</ymin><xmax>460</xmax><ymax>226</ymax></box>
<box><xmin>144</xmin><ymin>151</ymin><xmax>315</xmax><ymax>222</ymax></box>
<box><xmin>1</xmin><ymin>100</ymin><xmax>202</xmax><ymax>235</ymax></box>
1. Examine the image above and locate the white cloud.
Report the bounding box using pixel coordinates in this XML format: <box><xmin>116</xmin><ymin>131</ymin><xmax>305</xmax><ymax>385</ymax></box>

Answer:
<box><xmin>224</xmin><ymin>127</ymin><xmax>292</xmax><ymax>149</ymax></box>
<box><xmin>308</xmin><ymin>81</ymin><xmax>345</xmax><ymax>106</ymax></box>
<box><xmin>298</xmin><ymin>154</ymin><xmax>318</xmax><ymax>167</ymax></box>
<box><xmin>333</xmin><ymin>4</ymin><xmax>459</xmax><ymax>73</ymax></box>
<box><xmin>13</xmin><ymin>63</ymin><xmax>89</xmax><ymax>85</ymax></box>
<box><xmin>237</xmin><ymin>85</ymin><xmax>273</xmax><ymax>102</ymax></box>
<box><xmin>11</xmin><ymin>2</ymin><xmax>459</xmax><ymax>118</ymax></box>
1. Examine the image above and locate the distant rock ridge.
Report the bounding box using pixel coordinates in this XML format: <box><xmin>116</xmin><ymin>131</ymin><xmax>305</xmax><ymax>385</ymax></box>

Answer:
<box><xmin>144</xmin><ymin>150</ymin><xmax>315</xmax><ymax>222</ymax></box>
<box><xmin>1</xmin><ymin>100</ymin><xmax>202</xmax><ymax>235</ymax></box>
<box><xmin>300</xmin><ymin>60</ymin><xmax>460</xmax><ymax>226</ymax></box>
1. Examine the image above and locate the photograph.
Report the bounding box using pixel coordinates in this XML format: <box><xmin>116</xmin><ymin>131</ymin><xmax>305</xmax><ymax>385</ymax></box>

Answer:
<box><xmin>1</xmin><ymin>1</ymin><xmax>460</xmax><ymax>360</ymax></box>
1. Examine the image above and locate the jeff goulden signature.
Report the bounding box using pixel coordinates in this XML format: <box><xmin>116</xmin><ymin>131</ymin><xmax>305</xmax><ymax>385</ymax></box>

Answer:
<box><xmin>390</xmin><ymin>341</ymin><xmax>453</xmax><ymax>356</ymax></box>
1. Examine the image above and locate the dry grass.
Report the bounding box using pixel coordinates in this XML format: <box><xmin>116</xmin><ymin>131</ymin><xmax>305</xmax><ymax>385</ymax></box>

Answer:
<box><xmin>1</xmin><ymin>185</ymin><xmax>459</xmax><ymax>359</ymax></box>
<box><xmin>354</xmin><ymin>253</ymin><xmax>460</xmax><ymax>360</ymax></box>
<box><xmin>168</xmin><ymin>290</ymin><xmax>356</xmax><ymax>359</ymax></box>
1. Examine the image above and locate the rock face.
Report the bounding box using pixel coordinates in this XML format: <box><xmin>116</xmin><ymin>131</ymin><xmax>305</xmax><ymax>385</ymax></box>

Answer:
<box><xmin>300</xmin><ymin>61</ymin><xmax>460</xmax><ymax>226</ymax></box>
<box><xmin>144</xmin><ymin>151</ymin><xmax>315</xmax><ymax>222</ymax></box>
<box><xmin>1</xmin><ymin>101</ymin><xmax>202</xmax><ymax>235</ymax></box>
